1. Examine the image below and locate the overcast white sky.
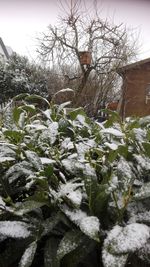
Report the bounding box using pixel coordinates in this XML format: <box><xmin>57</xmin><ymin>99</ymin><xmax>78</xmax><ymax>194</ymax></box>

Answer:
<box><xmin>0</xmin><ymin>0</ymin><xmax>150</xmax><ymax>61</ymax></box>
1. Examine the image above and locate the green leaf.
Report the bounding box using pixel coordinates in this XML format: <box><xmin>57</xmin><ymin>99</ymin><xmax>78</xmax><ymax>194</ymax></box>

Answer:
<box><xmin>4</xmin><ymin>130</ymin><xmax>24</xmax><ymax>143</ymax></box>
<box><xmin>118</xmin><ymin>145</ymin><xmax>128</xmax><ymax>158</ymax></box>
<box><xmin>91</xmin><ymin>184</ymin><xmax>109</xmax><ymax>218</ymax></box>
<box><xmin>68</xmin><ymin>107</ymin><xmax>86</xmax><ymax>120</ymax></box>
<box><xmin>108</xmin><ymin>150</ymin><xmax>118</xmax><ymax>162</ymax></box>
<box><xmin>44</xmin><ymin>237</ymin><xmax>60</xmax><ymax>267</ymax></box>
<box><xmin>58</xmin><ymin>101</ymin><xmax>72</xmax><ymax>113</ymax></box>
<box><xmin>13</xmin><ymin>93</ymin><xmax>30</xmax><ymax>101</ymax></box>
<box><xmin>19</xmin><ymin>241</ymin><xmax>37</xmax><ymax>267</ymax></box>
<box><xmin>13</xmin><ymin>106</ymin><xmax>24</xmax><ymax>124</ymax></box>
<box><xmin>62</xmin><ymin>235</ymin><xmax>96</xmax><ymax>267</ymax></box>
<box><xmin>25</xmin><ymin>94</ymin><xmax>50</xmax><ymax>107</ymax></box>
<box><xmin>103</xmin><ymin>109</ymin><xmax>121</xmax><ymax>127</ymax></box>
<box><xmin>15</xmin><ymin>200</ymin><xmax>45</xmax><ymax>215</ymax></box>
<box><xmin>142</xmin><ymin>142</ymin><xmax>150</xmax><ymax>157</ymax></box>
<box><xmin>44</xmin><ymin>164</ymin><xmax>54</xmax><ymax>178</ymax></box>
<box><xmin>21</xmin><ymin>104</ymin><xmax>36</xmax><ymax>113</ymax></box>
<box><xmin>57</xmin><ymin>230</ymin><xmax>84</xmax><ymax>260</ymax></box>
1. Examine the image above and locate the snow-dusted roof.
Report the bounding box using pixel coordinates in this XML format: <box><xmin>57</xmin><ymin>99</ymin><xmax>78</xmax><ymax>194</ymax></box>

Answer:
<box><xmin>118</xmin><ymin>57</ymin><xmax>150</xmax><ymax>73</ymax></box>
<box><xmin>0</xmin><ymin>37</ymin><xmax>12</xmax><ymax>61</ymax></box>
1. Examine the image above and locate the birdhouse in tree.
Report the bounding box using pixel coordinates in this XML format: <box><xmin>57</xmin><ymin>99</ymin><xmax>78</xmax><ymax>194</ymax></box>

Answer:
<box><xmin>79</xmin><ymin>51</ymin><xmax>92</xmax><ymax>65</ymax></box>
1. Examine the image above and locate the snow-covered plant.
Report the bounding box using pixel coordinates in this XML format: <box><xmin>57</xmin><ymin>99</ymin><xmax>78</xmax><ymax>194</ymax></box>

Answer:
<box><xmin>0</xmin><ymin>95</ymin><xmax>150</xmax><ymax>267</ymax></box>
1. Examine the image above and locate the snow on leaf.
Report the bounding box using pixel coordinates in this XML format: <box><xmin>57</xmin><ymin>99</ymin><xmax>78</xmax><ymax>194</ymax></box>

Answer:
<box><xmin>58</xmin><ymin>182</ymin><xmax>83</xmax><ymax>198</ymax></box>
<box><xmin>56</xmin><ymin>181</ymin><xmax>83</xmax><ymax>207</ymax></box>
<box><xmin>102</xmin><ymin>249</ymin><xmax>128</xmax><ymax>267</ymax></box>
<box><xmin>39</xmin><ymin>122</ymin><xmax>58</xmax><ymax>145</ymax></box>
<box><xmin>54</xmin><ymin>88</ymin><xmax>74</xmax><ymax>94</ymax></box>
<box><xmin>4</xmin><ymin>161</ymin><xmax>34</xmax><ymax>183</ymax></box>
<box><xmin>18</xmin><ymin>111</ymin><xmax>26</xmax><ymax>128</ymax></box>
<box><xmin>83</xmin><ymin>163</ymin><xmax>97</xmax><ymax>179</ymax></box>
<box><xmin>134</xmin><ymin>182</ymin><xmax>150</xmax><ymax>200</ymax></box>
<box><xmin>138</xmin><ymin>240</ymin><xmax>150</xmax><ymax>264</ymax></box>
<box><xmin>101</xmin><ymin>128</ymin><xmax>124</xmax><ymax>138</ymax></box>
<box><xmin>61</xmin><ymin>137</ymin><xmax>74</xmax><ymax>151</ymax></box>
<box><xmin>25</xmin><ymin>150</ymin><xmax>42</xmax><ymax>171</ymax></box>
<box><xmin>57</xmin><ymin>230</ymin><xmax>83</xmax><ymax>260</ymax></box>
<box><xmin>117</xmin><ymin>157</ymin><xmax>133</xmax><ymax>190</ymax></box>
<box><xmin>42</xmin><ymin>109</ymin><xmax>52</xmax><ymax>120</ymax></box>
<box><xmin>133</xmin><ymin>154</ymin><xmax>150</xmax><ymax>171</ymax></box>
<box><xmin>79</xmin><ymin>216</ymin><xmax>100</xmax><ymax>242</ymax></box>
<box><xmin>76</xmin><ymin>114</ymin><xmax>89</xmax><ymax>128</ymax></box>
<box><xmin>40</xmin><ymin>157</ymin><xmax>56</xmax><ymax>165</ymax></box>
<box><xmin>76</xmin><ymin>139</ymin><xmax>96</xmax><ymax>160</ymax></box>
<box><xmin>0</xmin><ymin>196</ymin><xmax>5</xmax><ymax>207</ymax></box>
<box><xmin>25</xmin><ymin>124</ymin><xmax>47</xmax><ymax>131</ymax></box>
<box><xmin>0</xmin><ymin>156</ymin><xmax>15</xmax><ymax>162</ymax></box>
<box><xmin>104</xmin><ymin>223</ymin><xmax>150</xmax><ymax>255</ymax></box>
<box><xmin>133</xmin><ymin>128</ymin><xmax>146</xmax><ymax>142</ymax></box>
<box><xmin>61</xmin><ymin>157</ymin><xmax>84</xmax><ymax>174</ymax></box>
<box><xmin>15</xmin><ymin>200</ymin><xmax>45</xmax><ymax>215</ymax></box>
<box><xmin>19</xmin><ymin>241</ymin><xmax>37</xmax><ymax>267</ymax></box>
<box><xmin>0</xmin><ymin>143</ymin><xmax>16</xmax><ymax>158</ymax></box>
<box><xmin>63</xmin><ymin>208</ymin><xmax>87</xmax><ymax>225</ymax></box>
<box><xmin>0</xmin><ymin>221</ymin><xmax>31</xmax><ymax>238</ymax></box>
<box><xmin>67</xmin><ymin>190</ymin><xmax>82</xmax><ymax>207</ymax></box>
<box><xmin>128</xmin><ymin>211</ymin><xmax>150</xmax><ymax>224</ymax></box>
<box><xmin>58</xmin><ymin>101</ymin><xmax>71</xmax><ymax>112</ymax></box>
<box><xmin>63</xmin><ymin>208</ymin><xmax>100</xmax><ymax>241</ymax></box>
<box><xmin>104</xmin><ymin>142</ymin><xmax>118</xmax><ymax>150</ymax></box>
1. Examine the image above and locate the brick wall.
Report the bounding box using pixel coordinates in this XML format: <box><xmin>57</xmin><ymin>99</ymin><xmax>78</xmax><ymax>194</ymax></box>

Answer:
<box><xmin>120</xmin><ymin>62</ymin><xmax>150</xmax><ymax>118</ymax></box>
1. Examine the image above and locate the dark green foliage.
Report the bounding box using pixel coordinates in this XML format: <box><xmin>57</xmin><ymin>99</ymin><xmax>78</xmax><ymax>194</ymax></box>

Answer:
<box><xmin>0</xmin><ymin>95</ymin><xmax>150</xmax><ymax>267</ymax></box>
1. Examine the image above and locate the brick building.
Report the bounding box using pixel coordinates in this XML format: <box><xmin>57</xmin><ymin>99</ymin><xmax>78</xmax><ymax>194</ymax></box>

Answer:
<box><xmin>118</xmin><ymin>58</ymin><xmax>150</xmax><ymax>119</ymax></box>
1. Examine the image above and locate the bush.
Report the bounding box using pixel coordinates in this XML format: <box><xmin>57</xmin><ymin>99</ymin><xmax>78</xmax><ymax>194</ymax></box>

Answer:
<box><xmin>0</xmin><ymin>94</ymin><xmax>150</xmax><ymax>267</ymax></box>
<box><xmin>0</xmin><ymin>54</ymin><xmax>48</xmax><ymax>103</ymax></box>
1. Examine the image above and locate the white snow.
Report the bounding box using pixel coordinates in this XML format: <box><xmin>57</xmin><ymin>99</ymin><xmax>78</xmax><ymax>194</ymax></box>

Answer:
<box><xmin>63</xmin><ymin>208</ymin><xmax>100</xmax><ymax>241</ymax></box>
<box><xmin>55</xmin><ymin>88</ymin><xmax>74</xmax><ymax>94</ymax></box>
<box><xmin>104</xmin><ymin>223</ymin><xmax>150</xmax><ymax>254</ymax></box>
<box><xmin>0</xmin><ymin>196</ymin><xmax>5</xmax><ymax>207</ymax></box>
<box><xmin>102</xmin><ymin>249</ymin><xmax>128</xmax><ymax>267</ymax></box>
<box><xmin>19</xmin><ymin>241</ymin><xmax>37</xmax><ymax>267</ymax></box>
<box><xmin>134</xmin><ymin>182</ymin><xmax>150</xmax><ymax>199</ymax></box>
<box><xmin>101</xmin><ymin>128</ymin><xmax>124</xmax><ymax>138</ymax></box>
<box><xmin>57</xmin><ymin>231</ymin><xmax>81</xmax><ymax>260</ymax></box>
<box><xmin>104</xmin><ymin>142</ymin><xmax>118</xmax><ymax>150</ymax></box>
<box><xmin>0</xmin><ymin>221</ymin><xmax>31</xmax><ymax>238</ymax></box>
<box><xmin>39</xmin><ymin>122</ymin><xmax>58</xmax><ymax>145</ymax></box>
<box><xmin>0</xmin><ymin>156</ymin><xmax>15</xmax><ymax>162</ymax></box>
<box><xmin>134</xmin><ymin>154</ymin><xmax>150</xmax><ymax>171</ymax></box>
<box><xmin>67</xmin><ymin>190</ymin><xmax>82</xmax><ymax>207</ymax></box>
<box><xmin>40</xmin><ymin>157</ymin><xmax>56</xmax><ymax>164</ymax></box>
<box><xmin>61</xmin><ymin>138</ymin><xmax>74</xmax><ymax>150</ymax></box>
<box><xmin>64</xmin><ymin>208</ymin><xmax>87</xmax><ymax>225</ymax></box>
<box><xmin>133</xmin><ymin>128</ymin><xmax>146</xmax><ymax>142</ymax></box>
<box><xmin>80</xmin><ymin>216</ymin><xmax>100</xmax><ymax>241</ymax></box>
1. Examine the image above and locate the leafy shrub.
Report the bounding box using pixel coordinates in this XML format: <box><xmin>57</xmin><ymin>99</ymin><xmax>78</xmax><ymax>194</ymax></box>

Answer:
<box><xmin>0</xmin><ymin>54</ymin><xmax>48</xmax><ymax>103</ymax></box>
<box><xmin>0</xmin><ymin>94</ymin><xmax>150</xmax><ymax>267</ymax></box>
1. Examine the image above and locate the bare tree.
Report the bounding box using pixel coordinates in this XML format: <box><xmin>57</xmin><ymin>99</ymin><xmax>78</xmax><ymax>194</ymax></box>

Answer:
<box><xmin>37</xmin><ymin>0</ymin><xmax>137</xmax><ymax>113</ymax></box>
